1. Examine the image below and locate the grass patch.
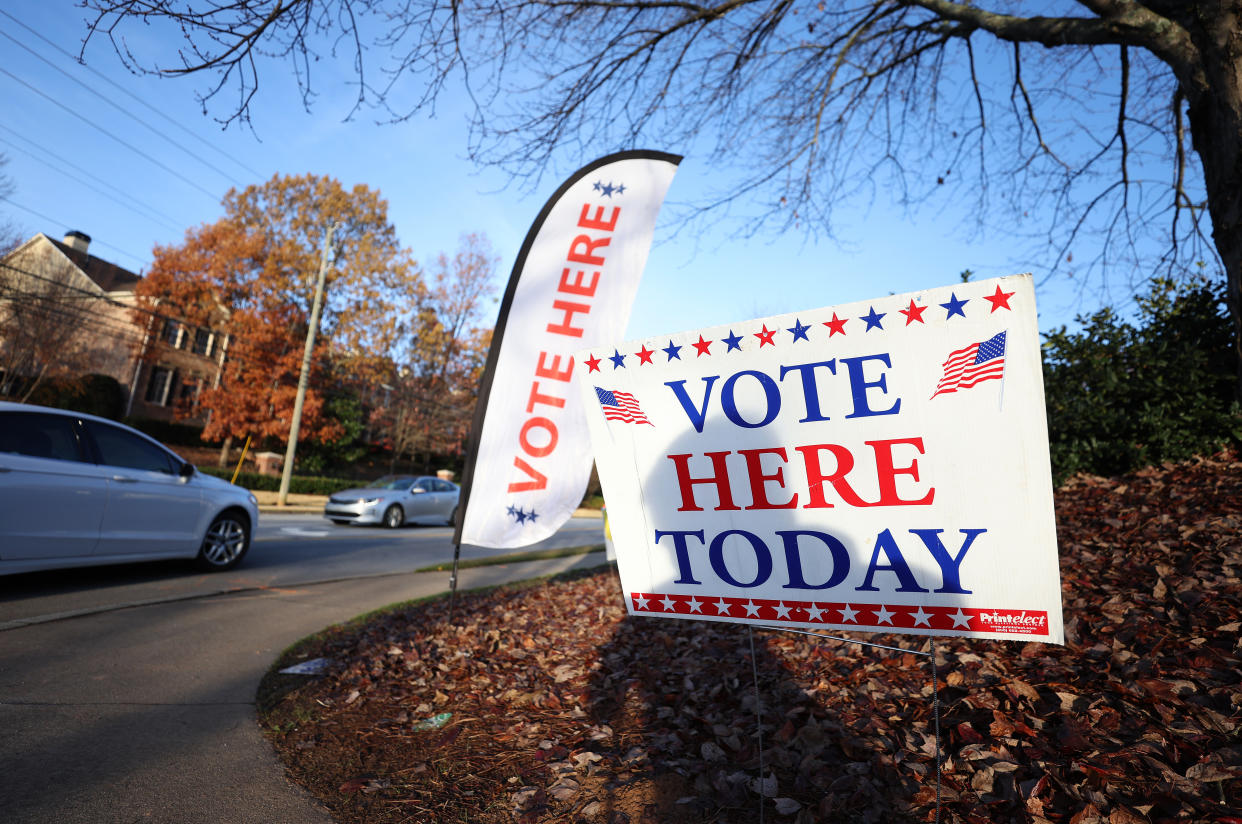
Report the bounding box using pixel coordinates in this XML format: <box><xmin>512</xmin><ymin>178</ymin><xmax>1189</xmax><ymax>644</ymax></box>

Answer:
<box><xmin>415</xmin><ymin>544</ymin><xmax>604</xmax><ymax>572</ymax></box>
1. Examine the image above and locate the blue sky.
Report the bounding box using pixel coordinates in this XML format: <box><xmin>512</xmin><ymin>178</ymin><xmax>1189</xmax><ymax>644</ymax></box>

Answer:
<box><xmin>1</xmin><ymin>0</ymin><xmax>1121</xmax><ymax>344</ymax></box>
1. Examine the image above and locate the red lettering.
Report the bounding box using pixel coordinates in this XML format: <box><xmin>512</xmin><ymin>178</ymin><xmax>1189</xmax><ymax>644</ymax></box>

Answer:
<box><xmin>535</xmin><ymin>351</ymin><xmax>574</xmax><ymax>382</ymax></box>
<box><xmin>558</xmin><ymin>267</ymin><xmax>600</xmax><ymax>297</ymax></box>
<box><xmin>526</xmin><ymin>381</ymin><xmax>565</xmax><ymax>414</ymax></box>
<box><xmin>739</xmin><ymin>447</ymin><xmax>798</xmax><ymax>509</ymax></box>
<box><xmin>578</xmin><ymin>203</ymin><xmax>620</xmax><ymax>231</ymax></box>
<box><xmin>519</xmin><ymin>417</ymin><xmax>558</xmax><ymax>458</ymax></box>
<box><xmin>567</xmin><ymin>234</ymin><xmax>610</xmax><ymax>266</ymax></box>
<box><xmin>794</xmin><ymin>444</ymin><xmax>870</xmax><ymax>508</ymax></box>
<box><xmin>546</xmin><ymin>299</ymin><xmax>591</xmax><ymax>337</ymax></box>
<box><xmin>867</xmin><ymin>437</ymin><xmax>935</xmax><ymax>505</ymax></box>
<box><xmin>508</xmin><ymin>456</ymin><xmax>547</xmax><ymax>493</ymax></box>
<box><xmin>667</xmin><ymin>451</ymin><xmax>741</xmax><ymax>512</ymax></box>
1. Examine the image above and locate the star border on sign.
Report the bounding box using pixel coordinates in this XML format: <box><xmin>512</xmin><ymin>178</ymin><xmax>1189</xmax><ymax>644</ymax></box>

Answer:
<box><xmin>860</xmin><ymin>306</ymin><xmax>885</xmax><ymax>331</ymax></box>
<box><xmin>609</xmin><ymin>349</ymin><xmax>626</xmax><ymax>369</ymax></box>
<box><xmin>722</xmin><ymin>330</ymin><xmax>744</xmax><ymax>352</ymax></box>
<box><xmin>584</xmin><ymin>354</ymin><xmax>602</xmax><ymax>372</ymax></box>
<box><xmin>941</xmin><ymin>292</ymin><xmax>968</xmax><ymax>319</ymax></box>
<box><xmin>754</xmin><ymin>325</ymin><xmax>777</xmax><ymax>346</ymax></box>
<box><xmin>788</xmin><ymin>319</ymin><xmax>811</xmax><ymax>342</ymax></box>
<box><xmin>692</xmin><ymin>335</ymin><xmax>713</xmax><ymax>356</ymax></box>
<box><xmin>984</xmin><ymin>284</ymin><xmax>1015</xmax><ymax>312</ymax></box>
<box><xmin>824</xmin><ymin>313</ymin><xmax>848</xmax><ymax>336</ymax></box>
<box><xmin>635</xmin><ymin>345</ymin><xmax>654</xmax><ymax>364</ymax></box>
<box><xmin>663</xmin><ymin>340</ymin><xmax>682</xmax><ymax>361</ymax></box>
<box><xmin>900</xmin><ymin>300</ymin><xmax>927</xmax><ymax>325</ymax></box>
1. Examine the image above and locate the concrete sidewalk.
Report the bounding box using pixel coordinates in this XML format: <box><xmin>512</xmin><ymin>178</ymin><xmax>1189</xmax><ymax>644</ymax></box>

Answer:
<box><xmin>0</xmin><ymin>553</ymin><xmax>611</xmax><ymax>824</ymax></box>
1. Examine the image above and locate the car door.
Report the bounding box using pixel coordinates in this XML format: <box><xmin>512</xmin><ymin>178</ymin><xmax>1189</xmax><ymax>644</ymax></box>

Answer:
<box><xmin>403</xmin><ymin>478</ymin><xmax>440</xmax><ymax>522</ymax></box>
<box><xmin>82</xmin><ymin>419</ymin><xmax>204</xmax><ymax>557</ymax></box>
<box><xmin>0</xmin><ymin>410</ymin><xmax>109</xmax><ymax>559</ymax></box>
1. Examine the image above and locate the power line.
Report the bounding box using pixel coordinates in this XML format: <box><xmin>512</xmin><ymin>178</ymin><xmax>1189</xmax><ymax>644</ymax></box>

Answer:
<box><xmin>0</xmin><ymin>67</ymin><xmax>222</xmax><ymax>203</ymax></box>
<box><xmin>0</xmin><ymin>132</ymin><xmax>184</xmax><ymax>233</ymax></box>
<box><xmin>0</xmin><ymin>25</ymin><xmax>247</xmax><ymax>189</ymax></box>
<box><xmin>1</xmin><ymin>200</ymin><xmax>149</xmax><ymax>268</ymax></box>
<box><xmin>0</xmin><ymin>8</ymin><xmax>265</xmax><ymax>182</ymax></box>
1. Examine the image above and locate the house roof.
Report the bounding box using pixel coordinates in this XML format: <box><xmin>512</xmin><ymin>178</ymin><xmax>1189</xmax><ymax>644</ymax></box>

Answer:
<box><xmin>46</xmin><ymin>236</ymin><xmax>142</xmax><ymax>294</ymax></box>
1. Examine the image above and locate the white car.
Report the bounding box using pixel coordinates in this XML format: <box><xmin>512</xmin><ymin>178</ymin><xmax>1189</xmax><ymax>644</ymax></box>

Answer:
<box><xmin>0</xmin><ymin>401</ymin><xmax>259</xmax><ymax>575</ymax></box>
<box><xmin>324</xmin><ymin>475</ymin><xmax>459</xmax><ymax>528</ymax></box>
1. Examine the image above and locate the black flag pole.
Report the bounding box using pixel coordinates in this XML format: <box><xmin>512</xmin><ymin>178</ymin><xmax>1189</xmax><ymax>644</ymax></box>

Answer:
<box><xmin>447</xmin><ymin>150</ymin><xmax>682</xmax><ymax>620</ymax></box>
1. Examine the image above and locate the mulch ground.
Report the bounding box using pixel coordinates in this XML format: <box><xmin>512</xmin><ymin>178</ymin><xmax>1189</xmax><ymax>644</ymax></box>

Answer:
<box><xmin>258</xmin><ymin>452</ymin><xmax>1242</xmax><ymax>824</ymax></box>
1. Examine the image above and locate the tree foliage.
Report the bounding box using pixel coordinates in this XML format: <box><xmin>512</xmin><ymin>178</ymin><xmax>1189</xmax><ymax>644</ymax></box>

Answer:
<box><xmin>1042</xmin><ymin>275</ymin><xmax>1241</xmax><ymax>483</ymax></box>
<box><xmin>371</xmin><ymin>233</ymin><xmax>497</xmax><ymax>471</ymax></box>
<box><xmin>136</xmin><ymin>173</ymin><xmax>425</xmax><ymax>448</ymax></box>
<box><xmin>82</xmin><ymin>1</ymin><xmax>1242</xmax><ymax>395</ymax></box>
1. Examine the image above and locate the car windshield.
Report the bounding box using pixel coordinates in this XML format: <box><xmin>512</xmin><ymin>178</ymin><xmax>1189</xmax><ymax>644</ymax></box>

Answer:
<box><xmin>372</xmin><ymin>476</ymin><xmax>418</xmax><ymax>490</ymax></box>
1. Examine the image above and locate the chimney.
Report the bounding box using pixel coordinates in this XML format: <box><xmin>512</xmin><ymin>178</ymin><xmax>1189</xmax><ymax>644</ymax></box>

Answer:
<box><xmin>63</xmin><ymin>230</ymin><xmax>91</xmax><ymax>255</ymax></box>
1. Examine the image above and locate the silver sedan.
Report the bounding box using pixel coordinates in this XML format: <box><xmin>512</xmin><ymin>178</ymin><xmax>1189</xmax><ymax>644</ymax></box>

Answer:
<box><xmin>324</xmin><ymin>475</ymin><xmax>460</xmax><ymax>528</ymax></box>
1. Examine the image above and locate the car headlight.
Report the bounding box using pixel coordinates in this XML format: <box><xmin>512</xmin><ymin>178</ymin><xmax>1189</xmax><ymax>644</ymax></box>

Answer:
<box><xmin>248</xmin><ymin>493</ymin><xmax>258</xmax><ymax>506</ymax></box>
<box><xmin>361</xmin><ymin>497</ymin><xmax>381</xmax><ymax>506</ymax></box>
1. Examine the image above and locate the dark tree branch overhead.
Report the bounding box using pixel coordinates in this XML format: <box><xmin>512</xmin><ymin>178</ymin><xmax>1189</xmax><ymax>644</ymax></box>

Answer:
<box><xmin>80</xmin><ymin>0</ymin><xmax>1242</xmax><ymax>396</ymax></box>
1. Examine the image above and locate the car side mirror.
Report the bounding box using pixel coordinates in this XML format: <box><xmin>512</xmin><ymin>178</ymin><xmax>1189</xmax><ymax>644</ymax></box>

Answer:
<box><xmin>179</xmin><ymin>462</ymin><xmax>196</xmax><ymax>480</ymax></box>
<box><xmin>410</xmin><ymin>486</ymin><xmax>426</xmax><ymax>494</ymax></box>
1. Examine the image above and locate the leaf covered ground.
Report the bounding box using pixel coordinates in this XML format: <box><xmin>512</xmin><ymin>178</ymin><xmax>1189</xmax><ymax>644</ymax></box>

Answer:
<box><xmin>259</xmin><ymin>452</ymin><xmax>1242</xmax><ymax>823</ymax></box>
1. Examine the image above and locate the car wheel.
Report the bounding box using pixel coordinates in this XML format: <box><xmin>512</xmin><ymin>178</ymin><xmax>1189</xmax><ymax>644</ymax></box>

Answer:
<box><xmin>382</xmin><ymin>504</ymin><xmax>404</xmax><ymax>529</ymax></box>
<box><xmin>195</xmin><ymin>510</ymin><xmax>250</xmax><ymax>571</ymax></box>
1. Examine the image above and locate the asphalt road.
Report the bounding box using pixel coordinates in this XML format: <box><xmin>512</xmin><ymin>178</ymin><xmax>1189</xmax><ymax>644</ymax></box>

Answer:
<box><xmin>0</xmin><ymin>513</ymin><xmax>607</xmax><ymax>629</ymax></box>
<box><xmin>0</xmin><ymin>515</ymin><xmax>611</xmax><ymax>823</ymax></box>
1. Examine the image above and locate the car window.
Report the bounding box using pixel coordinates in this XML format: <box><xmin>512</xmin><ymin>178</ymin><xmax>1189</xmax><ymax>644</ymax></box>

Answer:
<box><xmin>0</xmin><ymin>411</ymin><xmax>87</xmax><ymax>462</ymax></box>
<box><xmin>434</xmin><ymin>479</ymin><xmax>453</xmax><ymax>492</ymax></box>
<box><xmin>84</xmin><ymin>420</ymin><xmax>177</xmax><ymax>474</ymax></box>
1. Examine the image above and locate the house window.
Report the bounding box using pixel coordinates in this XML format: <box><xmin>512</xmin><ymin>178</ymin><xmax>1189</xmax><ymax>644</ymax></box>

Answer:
<box><xmin>144</xmin><ymin>366</ymin><xmax>177</xmax><ymax>406</ymax></box>
<box><xmin>162</xmin><ymin>321</ymin><xmax>184</xmax><ymax>348</ymax></box>
<box><xmin>192</xmin><ymin>328</ymin><xmax>214</xmax><ymax>357</ymax></box>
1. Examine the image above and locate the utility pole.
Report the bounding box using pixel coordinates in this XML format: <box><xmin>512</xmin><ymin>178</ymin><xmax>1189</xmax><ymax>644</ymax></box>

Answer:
<box><xmin>278</xmin><ymin>223</ymin><xmax>336</xmax><ymax>506</ymax></box>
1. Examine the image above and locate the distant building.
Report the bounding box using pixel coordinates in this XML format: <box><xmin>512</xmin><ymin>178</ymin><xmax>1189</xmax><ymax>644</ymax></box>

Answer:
<box><xmin>0</xmin><ymin>230</ymin><xmax>226</xmax><ymax>424</ymax></box>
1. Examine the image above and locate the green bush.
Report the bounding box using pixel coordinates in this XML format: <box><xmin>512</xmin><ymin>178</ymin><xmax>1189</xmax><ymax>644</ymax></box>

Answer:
<box><xmin>197</xmin><ymin>466</ymin><xmax>357</xmax><ymax>495</ymax></box>
<box><xmin>28</xmin><ymin>374</ymin><xmax>126</xmax><ymax>419</ymax></box>
<box><xmin>1042</xmin><ymin>276</ymin><xmax>1242</xmax><ymax>484</ymax></box>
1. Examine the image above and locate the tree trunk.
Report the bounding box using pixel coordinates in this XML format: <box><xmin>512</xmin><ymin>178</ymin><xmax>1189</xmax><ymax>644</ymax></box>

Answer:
<box><xmin>218</xmin><ymin>434</ymin><xmax>233</xmax><ymax>468</ymax></box>
<box><xmin>1183</xmin><ymin>16</ymin><xmax>1242</xmax><ymax>401</ymax></box>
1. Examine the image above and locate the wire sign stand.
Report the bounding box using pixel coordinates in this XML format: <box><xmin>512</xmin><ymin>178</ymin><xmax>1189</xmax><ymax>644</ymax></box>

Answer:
<box><xmin>749</xmin><ymin>626</ymin><xmax>944</xmax><ymax>824</ymax></box>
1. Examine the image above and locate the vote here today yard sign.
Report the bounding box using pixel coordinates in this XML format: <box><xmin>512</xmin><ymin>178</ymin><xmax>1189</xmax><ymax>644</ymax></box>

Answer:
<box><xmin>577</xmin><ymin>274</ymin><xmax>1063</xmax><ymax>644</ymax></box>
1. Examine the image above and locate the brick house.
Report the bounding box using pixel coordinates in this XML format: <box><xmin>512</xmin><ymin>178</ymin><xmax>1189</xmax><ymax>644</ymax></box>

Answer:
<box><xmin>0</xmin><ymin>230</ymin><xmax>227</xmax><ymax>424</ymax></box>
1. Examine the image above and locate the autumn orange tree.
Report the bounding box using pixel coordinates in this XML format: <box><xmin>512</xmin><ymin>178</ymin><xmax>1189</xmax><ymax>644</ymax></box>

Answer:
<box><xmin>136</xmin><ymin>173</ymin><xmax>425</xmax><ymax>465</ymax></box>
<box><xmin>372</xmin><ymin>233</ymin><xmax>497</xmax><ymax>473</ymax></box>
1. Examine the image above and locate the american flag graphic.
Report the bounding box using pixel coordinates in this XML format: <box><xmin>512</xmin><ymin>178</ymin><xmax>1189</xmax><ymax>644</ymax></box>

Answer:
<box><xmin>595</xmin><ymin>386</ymin><xmax>653</xmax><ymax>425</ymax></box>
<box><xmin>932</xmin><ymin>331</ymin><xmax>1007</xmax><ymax>399</ymax></box>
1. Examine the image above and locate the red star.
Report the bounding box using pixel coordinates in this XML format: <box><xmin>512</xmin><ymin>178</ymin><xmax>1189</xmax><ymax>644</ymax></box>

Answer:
<box><xmin>754</xmin><ymin>325</ymin><xmax>777</xmax><ymax>347</ymax></box>
<box><xmin>823</xmin><ymin>313</ymin><xmax>848</xmax><ymax>336</ymax></box>
<box><xmin>584</xmin><ymin>354</ymin><xmax>602</xmax><ymax>373</ymax></box>
<box><xmin>692</xmin><ymin>335</ymin><xmax>713</xmax><ymax>357</ymax></box>
<box><xmin>900</xmin><ymin>299</ymin><xmax>927</xmax><ymax>325</ymax></box>
<box><xmin>984</xmin><ymin>284</ymin><xmax>1015</xmax><ymax>312</ymax></box>
<box><xmin>635</xmin><ymin>345</ymin><xmax>654</xmax><ymax>364</ymax></box>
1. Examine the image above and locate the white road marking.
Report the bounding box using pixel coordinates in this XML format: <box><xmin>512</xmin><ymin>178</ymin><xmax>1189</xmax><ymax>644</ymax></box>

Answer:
<box><xmin>279</xmin><ymin>527</ymin><xmax>332</xmax><ymax>537</ymax></box>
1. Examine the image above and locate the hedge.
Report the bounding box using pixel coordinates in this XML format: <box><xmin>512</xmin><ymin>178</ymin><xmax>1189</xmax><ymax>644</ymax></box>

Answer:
<box><xmin>197</xmin><ymin>466</ymin><xmax>357</xmax><ymax>495</ymax></box>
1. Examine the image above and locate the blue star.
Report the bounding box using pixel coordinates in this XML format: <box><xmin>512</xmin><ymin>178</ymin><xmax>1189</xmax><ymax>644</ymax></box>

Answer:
<box><xmin>601</xmin><ymin>182</ymin><xmax>616</xmax><ymax>197</ymax></box>
<box><xmin>722</xmin><ymin>330</ymin><xmax>744</xmax><ymax>351</ymax></box>
<box><xmin>506</xmin><ymin>504</ymin><xmax>518</xmax><ymax>518</ymax></box>
<box><xmin>860</xmin><ymin>306</ymin><xmax>885</xmax><ymax>331</ymax></box>
<box><xmin>592</xmin><ymin>181</ymin><xmax>602</xmax><ymax>192</ymax></box>
<box><xmin>609</xmin><ymin>349</ymin><xmax>626</xmax><ymax>369</ymax></box>
<box><xmin>663</xmin><ymin>340</ymin><xmax>682</xmax><ymax>360</ymax></box>
<box><xmin>941</xmin><ymin>292</ymin><xmax>969</xmax><ymax>319</ymax></box>
<box><xmin>616</xmin><ymin>183</ymin><xmax>626</xmax><ymax>195</ymax></box>
<box><xmin>514</xmin><ymin>508</ymin><xmax>528</xmax><ymax>524</ymax></box>
<box><xmin>787</xmin><ymin>319</ymin><xmax>811</xmax><ymax>342</ymax></box>
<box><xmin>526</xmin><ymin>510</ymin><xmax>539</xmax><ymax>523</ymax></box>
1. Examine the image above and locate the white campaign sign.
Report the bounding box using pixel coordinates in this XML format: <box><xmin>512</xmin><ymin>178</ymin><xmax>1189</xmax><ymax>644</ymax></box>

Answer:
<box><xmin>458</xmin><ymin>151</ymin><xmax>680</xmax><ymax>549</ymax></box>
<box><xmin>576</xmin><ymin>274</ymin><xmax>1063</xmax><ymax>643</ymax></box>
